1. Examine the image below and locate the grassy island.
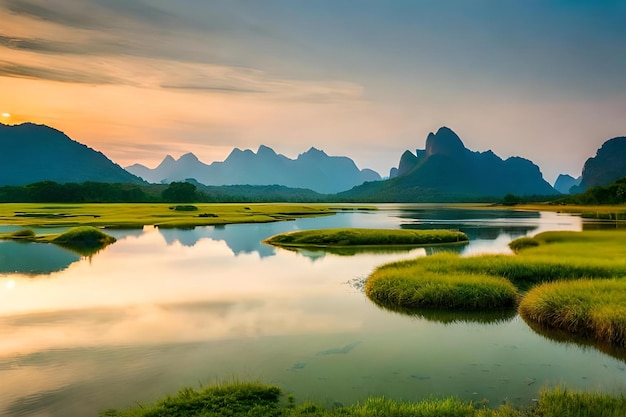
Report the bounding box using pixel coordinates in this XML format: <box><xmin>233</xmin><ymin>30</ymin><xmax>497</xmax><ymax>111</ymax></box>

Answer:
<box><xmin>263</xmin><ymin>228</ymin><xmax>468</xmax><ymax>249</ymax></box>
<box><xmin>0</xmin><ymin>225</ymin><xmax>116</xmax><ymax>256</ymax></box>
<box><xmin>100</xmin><ymin>382</ymin><xmax>626</xmax><ymax>417</ymax></box>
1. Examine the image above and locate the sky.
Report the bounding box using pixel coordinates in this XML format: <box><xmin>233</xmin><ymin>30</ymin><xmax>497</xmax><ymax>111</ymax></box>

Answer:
<box><xmin>1</xmin><ymin>0</ymin><xmax>625</xmax><ymax>184</ymax></box>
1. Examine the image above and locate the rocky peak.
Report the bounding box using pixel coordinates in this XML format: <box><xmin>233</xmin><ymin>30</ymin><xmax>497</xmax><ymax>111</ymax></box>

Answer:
<box><xmin>257</xmin><ymin>145</ymin><xmax>277</xmax><ymax>157</ymax></box>
<box><xmin>178</xmin><ymin>152</ymin><xmax>200</xmax><ymax>163</ymax></box>
<box><xmin>397</xmin><ymin>150</ymin><xmax>419</xmax><ymax>177</ymax></box>
<box><xmin>425</xmin><ymin>126</ymin><xmax>466</xmax><ymax>157</ymax></box>
<box><xmin>156</xmin><ymin>155</ymin><xmax>177</xmax><ymax>170</ymax></box>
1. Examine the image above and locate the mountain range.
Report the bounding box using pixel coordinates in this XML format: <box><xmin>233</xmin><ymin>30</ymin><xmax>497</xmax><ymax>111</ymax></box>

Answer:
<box><xmin>337</xmin><ymin>127</ymin><xmax>557</xmax><ymax>201</ymax></box>
<box><xmin>0</xmin><ymin>123</ymin><xmax>143</xmax><ymax>186</ymax></box>
<box><xmin>3</xmin><ymin>121</ymin><xmax>625</xmax><ymax>202</ymax></box>
<box><xmin>126</xmin><ymin>146</ymin><xmax>381</xmax><ymax>194</ymax></box>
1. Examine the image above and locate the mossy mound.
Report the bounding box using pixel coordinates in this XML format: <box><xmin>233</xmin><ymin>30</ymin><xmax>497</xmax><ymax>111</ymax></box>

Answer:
<box><xmin>51</xmin><ymin>226</ymin><xmax>116</xmax><ymax>255</ymax></box>
<box><xmin>264</xmin><ymin>228</ymin><xmax>468</xmax><ymax>249</ymax></box>
<box><xmin>9</xmin><ymin>228</ymin><xmax>36</xmax><ymax>239</ymax></box>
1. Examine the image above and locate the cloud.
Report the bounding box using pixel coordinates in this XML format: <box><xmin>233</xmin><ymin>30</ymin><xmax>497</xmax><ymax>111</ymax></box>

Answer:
<box><xmin>2</xmin><ymin>0</ymin><xmax>174</xmax><ymax>32</ymax></box>
<box><xmin>0</xmin><ymin>34</ymin><xmax>126</xmax><ymax>55</ymax></box>
<box><xmin>159</xmin><ymin>64</ymin><xmax>364</xmax><ymax>102</ymax></box>
<box><xmin>0</xmin><ymin>60</ymin><xmax>126</xmax><ymax>84</ymax></box>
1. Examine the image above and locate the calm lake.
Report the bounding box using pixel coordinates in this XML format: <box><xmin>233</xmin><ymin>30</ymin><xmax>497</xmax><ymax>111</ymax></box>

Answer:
<box><xmin>1</xmin><ymin>205</ymin><xmax>625</xmax><ymax>416</ymax></box>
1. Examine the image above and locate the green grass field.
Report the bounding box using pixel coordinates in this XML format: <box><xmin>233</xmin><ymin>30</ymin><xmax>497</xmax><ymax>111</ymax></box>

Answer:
<box><xmin>0</xmin><ymin>203</ymin><xmax>348</xmax><ymax>228</ymax></box>
<box><xmin>100</xmin><ymin>382</ymin><xmax>626</xmax><ymax>417</ymax></box>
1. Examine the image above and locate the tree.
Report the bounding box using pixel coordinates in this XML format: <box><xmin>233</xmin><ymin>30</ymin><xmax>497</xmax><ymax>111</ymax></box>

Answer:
<box><xmin>161</xmin><ymin>182</ymin><xmax>198</xmax><ymax>202</ymax></box>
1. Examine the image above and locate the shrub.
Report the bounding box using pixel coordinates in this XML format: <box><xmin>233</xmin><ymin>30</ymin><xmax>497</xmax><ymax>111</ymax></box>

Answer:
<box><xmin>9</xmin><ymin>228</ymin><xmax>36</xmax><ymax>238</ymax></box>
<box><xmin>169</xmin><ymin>205</ymin><xmax>198</xmax><ymax>211</ymax></box>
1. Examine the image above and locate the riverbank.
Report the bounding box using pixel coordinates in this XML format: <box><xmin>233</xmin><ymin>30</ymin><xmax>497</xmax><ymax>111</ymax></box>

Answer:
<box><xmin>100</xmin><ymin>382</ymin><xmax>626</xmax><ymax>417</ymax></box>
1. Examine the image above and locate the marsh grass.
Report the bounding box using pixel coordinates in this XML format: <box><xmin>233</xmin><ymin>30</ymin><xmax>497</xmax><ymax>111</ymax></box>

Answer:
<box><xmin>366</xmin><ymin>259</ymin><xmax>519</xmax><ymax>310</ymax></box>
<box><xmin>508</xmin><ymin>237</ymin><xmax>539</xmax><ymax>253</ymax></box>
<box><xmin>264</xmin><ymin>228</ymin><xmax>468</xmax><ymax>249</ymax></box>
<box><xmin>0</xmin><ymin>203</ymin><xmax>341</xmax><ymax>228</ymax></box>
<box><xmin>519</xmin><ymin>279</ymin><xmax>626</xmax><ymax>348</ymax></box>
<box><xmin>100</xmin><ymin>382</ymin><xmax>626</xmax><ymax>417</ymax></box>
<box><xmin>100</xmin><ymin>382</ymin><xmax>282</xmax><ymax>417</ymax></box>
<box><xmin>367</xmin><ymin>230</ymin><xmax>626</xmax><ymax>348</ymax></box>
<box><xmin>531</xmin><ymin>387</ymin><xmax>626</xmax><ymax>417</ymax></box>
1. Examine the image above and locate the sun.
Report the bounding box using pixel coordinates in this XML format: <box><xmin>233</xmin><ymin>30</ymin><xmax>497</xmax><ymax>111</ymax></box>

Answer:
<box><xmin>1</xmin><ymin>112</ymin><xmax>10</xmax><ymax>118</ymax></box>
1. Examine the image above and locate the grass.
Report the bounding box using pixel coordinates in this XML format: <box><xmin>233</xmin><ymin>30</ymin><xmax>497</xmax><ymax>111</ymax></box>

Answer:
<box><xmin>100</xmin><ymin>382</ymin><xmax>626</xmax><ymax>417</ymax></box>
<box><xmin>0</xmin><ymin>203</ymin><xmax>351</xmax><ymax>228</ymax></box>
<box><xmin>519</xmin><ymin>279</ymin><xmax>626</xmax><ymax>348</ymax></box>
<box><xmin>263</xmin><ymin>228</ymin><xmax>468</xmax><ymax>249</ymax></box>
<box><xmin>365</xmin><ymin>230</ymin><xmax>626</xmax><ymax>349</ymax></box>
<box><xmin>0</xmin><ymin>225</ymin><xmax>116</xmax><ymax>256</ymax></box>
<box><xmin>366</xmin><ymin>257</ymin><xmax>519</xmax><ymax>310</ymax></box>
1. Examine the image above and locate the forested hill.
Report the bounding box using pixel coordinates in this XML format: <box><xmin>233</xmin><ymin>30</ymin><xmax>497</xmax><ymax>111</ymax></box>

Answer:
<box><xmin>0</xmin><ymin>123</ymin><xmax>143</xmax><ymax>186</ymax></box>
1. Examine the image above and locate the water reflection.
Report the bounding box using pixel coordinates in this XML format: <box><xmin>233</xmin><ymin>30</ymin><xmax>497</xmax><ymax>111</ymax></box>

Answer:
<box><xmin>268</xmin><ymin>243</ymin><xmax>468</xmax><ymax>260</ymax></box>
<box><xmin>375</xmin><ymin>306</ymin><xmax>517</xmax><ymax>325</ymax></box>
<box><xmin>521</xmin><ymin>315</ymin><xmax>626</xmax><ymax>363</ymax></box>
<box><xmin>0</xmin><ymin>241</ymin><xmax>79</xmax><ymax>275</ymax></box>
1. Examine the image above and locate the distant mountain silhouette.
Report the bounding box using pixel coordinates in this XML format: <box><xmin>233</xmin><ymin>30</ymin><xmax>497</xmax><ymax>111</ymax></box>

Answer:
<box><xmin>0</xmin><ymin>123</ymin><xmax>143</xmax><ymax>186</ymax></box>
<box><xmin>126</xmin><ymin>146</ymin><xmax>381</xmax><ymax>194</ymax></box>
<box><xmin>571</xmin><ymin>136</ymin><xmax>626</xmax><ymax>193</ymax></box>
<box><xmin>553</xmin><ymin>174</ymin><xmax>581</xmax><ymax>194</ymax></box>
<box><xmin>338</xmin><ymin>127</ymin><xmax>556</xmax><ymax>201</ymax></box>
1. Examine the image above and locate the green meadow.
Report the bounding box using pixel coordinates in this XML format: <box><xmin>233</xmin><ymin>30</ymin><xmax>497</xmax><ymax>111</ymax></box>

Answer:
<box><xmin>100</xmin><ymin>382</ymin><xmax>626</xmax><ymax>417</ymax></box>
<box><xmin>0</xmin><ymin>203</ymin><xmax>349</xmax><ymax>228</ymax></box>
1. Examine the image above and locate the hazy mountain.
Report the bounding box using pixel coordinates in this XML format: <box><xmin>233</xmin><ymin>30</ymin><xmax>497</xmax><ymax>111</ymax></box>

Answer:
<box><xmin>0</xmin><ymin>123</ymin><xmax>143</xmax><ymax>186</ymax></box>
<box><xmin>338</xmin><ymin>127</ymin><xmax>556</xmax><ymax>202</ymax></box>
<box><xmin>553</xmin><ymin>174</ymin><xmax>581</xmax><ymax>194</ymax></box>
<box><xmin>571</xmin><ymin>136</ymin><xmax>626</xmax><ymax>193</ymax></box>
<box><xmin>126</xmin><ymin>145</ymin><xmax>381</xmax><ymax>194</ymax></box>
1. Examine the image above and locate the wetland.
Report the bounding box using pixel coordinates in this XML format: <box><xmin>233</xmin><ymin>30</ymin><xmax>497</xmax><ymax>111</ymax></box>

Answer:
<box><xmin>1</xmin><ymin>204</ymin><xmax>625</xmax><ymax>416</ymax></box>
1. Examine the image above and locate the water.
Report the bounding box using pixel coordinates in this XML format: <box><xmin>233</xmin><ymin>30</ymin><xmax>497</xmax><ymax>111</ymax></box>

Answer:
<box><xmin>1</xmin><ymin>205</ymin><xmax>625</xmax><ymax>416</ymax></box>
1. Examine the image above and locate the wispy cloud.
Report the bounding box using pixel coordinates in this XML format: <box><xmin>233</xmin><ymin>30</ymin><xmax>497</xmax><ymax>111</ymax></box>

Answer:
<box><xmin>2</xmin><ymin>0</ymin><xmax>175</xmax><ymax>32</ymax></box>
<box><xmin>0</xmin><ymin>60</ymin><xmax>126</xmax><ymax>84</ymax></box>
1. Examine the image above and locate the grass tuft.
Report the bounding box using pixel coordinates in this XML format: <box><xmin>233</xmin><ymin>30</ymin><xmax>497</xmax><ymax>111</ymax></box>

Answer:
<box><xmin>366</xmin><ymin>256</ymin><xmax>519</xmax><ymax>310</ymax></box>
<box><xmin>508</xmin><ymin>237</ymin><xmax>540</xmax><ymax>253</ymax></box>
<box><xmin>519</xmin><ymin>279</ymin><xmax>626</xmax><ymax>348</ymax></box>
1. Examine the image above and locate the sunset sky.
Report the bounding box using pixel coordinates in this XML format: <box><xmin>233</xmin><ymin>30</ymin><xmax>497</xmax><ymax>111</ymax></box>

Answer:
<box><xmin>1</xmin><ymin>0</ymin><xmax>625</xmax><ymax>183</ymax></box>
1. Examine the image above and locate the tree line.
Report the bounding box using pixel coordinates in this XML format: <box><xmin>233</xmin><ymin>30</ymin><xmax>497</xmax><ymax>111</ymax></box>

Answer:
<box><xmin>0</xmin><ymin>181</ymin><xmax>328</xmax><ymax>203</ymax></box>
